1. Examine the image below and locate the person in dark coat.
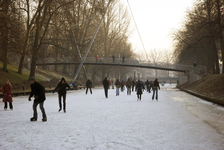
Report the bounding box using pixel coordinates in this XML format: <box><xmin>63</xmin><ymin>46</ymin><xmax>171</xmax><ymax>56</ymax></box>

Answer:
<box><xmin>86</xmin><ymin>79</ymin><xmax>92</xmax><ymax>94</ymax></box>
<box><xmin>152</xmin><ymin>78</ymin><xmax>160</xmax><ymax>101</ymax></box>
<box><xmin>132</xmin><ymin>79</ymin><xmax>135</xmax><ymax>92</ymax></box>
<box><xmin>145</xmin><ymin>80</ymin><xmax>150</xmax><ymax>92</ymax></box>
<box><xmin>53</xmin><ymin>77</ymin><xmax>70</xmax><ymax>113</ymax></box>
<box><xmin>125</xmin><ymin>78</ymin><xmax>133</xmax><ymax>95</ymax></box>
<box><xmin>2</xmin><ymin>80</ymin><xmax>13</xmax><ymax>110</ymax></box>
<box><xmin>103</xmin><ymin>77</ymin><xmax>109</xmax><ymax>98</ymax></box>
<box><xmin>29</xmin><ymin>77</ymin><xmax>47</xmax><ymax>122</ymax></box>
<box><xmin>149</xmin><ymin>81</ymin><xmax>153</xmax><ymax>93</ymax></box>
<box><xmin>115</xmin><ymin>79</ymin><xmax>121</xmax><ymax>96</ymax></box>
<box><xmin>121</xmin><ymin>80</ymin><xmax>125</xmax><ymax>92</ymax></box>
<box><xmin>136</xmin><ymin>80</ymin><xmax>145</xmax><ymax>101</ymax></box>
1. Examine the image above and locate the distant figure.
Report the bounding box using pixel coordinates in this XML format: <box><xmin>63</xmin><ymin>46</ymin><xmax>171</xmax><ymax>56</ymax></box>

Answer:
<box><xmin>177</xmin><ymin>80</ymin><xmax>179</xmax><ymax>85</ymax></box>
<box><xmin>136</xmin><ymin>80</ymin><xmax>145</xmax><ymax>101</ymax></box>
<box><xmin>112</xmin><ymin>80</ymin><xmax>114</xmax><ymax>89</ymax></box>
<box><xmin>125</xmin><ymin>78</ymin><xmax>133</xmax><ymax>95</ymax></box>
<box><xmin>122</xmin><ymin>55</ymin><xmax>125</xmax><ymax>63</ymax></box>
<box><xmin>193</xmin><ymin>62</ymin><xmax>197</xmax><ymax>67</ymax></box>
<box><xmin>53</xmin><ymin>77</ymin><xmax>70</xmax><ymax>113</ymax></box>
<box><xmin>115</xmin><ymin>79</ymin><xmax>121</xmax><ymax>96</ymax></box>
<box><xmin>132</xmin><ymin>79</ymin><xmax>135</xmax><ymax>92</ymax></box>
<box><xmin>112</xmin><ymin>54</ymin><xmax>115</xmax><ymax>63</ymax></box>
<box><xmin>152</xmin><ymin>78</ymin><xmax>160</xmax><ymax>101</ymax></box>
<box><xmin>121</xmin><ymin>80</ymin><xmax>125</xmax><ymax>92</ymax></box>
<box><xmin>29</xmin><ymin>77</ymin><xmax>47</xmax><ymax>122</ymax></box>
<box><xmin>96</xmin><ymin>55</ymin><xmax>99</xmax><ymax>62</ymax></box>
<box><xmin>103</xmin><ymin>77</ymin><xmax>109</xmax><ymax>98</ymax></box>
<box><xmin>2</xmin><ymin>80</ymin><xmax>13</xmax><ymax>110</ymax></box>
<box><xmin>149</xmin><ymin>80</ymin><xmax>153</xmax><ymax>93</ymax></box>
<box><xmin>145</xmin><ymin>80</ymin><xmax>150</xmax><ymax>92</ymax></box>
<box><xmin>86</xmin><ymin>79</ymin><xmax>92</xmax><ymax>94</ymax></box>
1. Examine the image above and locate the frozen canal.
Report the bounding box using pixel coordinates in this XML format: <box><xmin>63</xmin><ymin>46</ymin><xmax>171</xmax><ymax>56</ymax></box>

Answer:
<box><xmin>0</xmin><ymin>84</ymin><xmax>224</xmax><ymax>150</ymax></box>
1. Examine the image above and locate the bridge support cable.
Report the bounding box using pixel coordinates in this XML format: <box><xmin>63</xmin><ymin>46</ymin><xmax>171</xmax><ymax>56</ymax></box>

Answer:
<box><xmin>126</xmin><ymin>0</ymin><xmax>150</xmax><ymax>61</ymax></box>
<box><xmin>72</xmin><ymin>32</ymin><xmax>88</xmax><ymax>80</ymax></box>
<box><xmin>72</xmin><ymin>0</ymin><xmax>112</xmax><ymax>83</ymax></box>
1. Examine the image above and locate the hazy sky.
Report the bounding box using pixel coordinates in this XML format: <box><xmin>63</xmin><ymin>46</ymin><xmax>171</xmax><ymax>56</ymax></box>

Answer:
<box><xmin>124</xmin><ymin>0</ymin><xmax>194</xmax><ymax>53</ymax></box>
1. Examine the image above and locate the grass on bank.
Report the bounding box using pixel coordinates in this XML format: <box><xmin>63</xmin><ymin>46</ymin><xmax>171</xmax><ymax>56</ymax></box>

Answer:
<box><xmin>0</xmin><ymin>61</ymin><xmax>74</xmax><ymax>84</ymax></box>
<box><xmin>0</xmin><ymin>61</ymin><xmax>31</xmax><ymax>84</ymax></box>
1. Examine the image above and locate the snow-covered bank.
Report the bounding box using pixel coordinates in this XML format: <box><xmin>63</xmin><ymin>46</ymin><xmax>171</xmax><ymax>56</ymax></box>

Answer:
<box><xmin>0</xmin><ymin>85</ymin><xmax>224</xmax><ymax>150</ymax></box>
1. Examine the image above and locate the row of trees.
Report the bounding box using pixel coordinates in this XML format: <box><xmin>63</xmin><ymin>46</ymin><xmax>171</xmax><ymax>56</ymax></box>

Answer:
<box><xmin>0</xmin><ymin>0</ymin><xmax>134</xmax><ymax>81</ymax></box>
<box><xmin>172</xmin><ymin>0</ymin><xmax>224</xmax><ymax>73</ymax></box>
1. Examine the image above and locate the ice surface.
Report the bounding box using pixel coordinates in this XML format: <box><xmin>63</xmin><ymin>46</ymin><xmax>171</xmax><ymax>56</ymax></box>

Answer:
<box><xmin>0</xmin><ymin>84</ymin><xmax>224</xmax><ymax>150</ymax></box>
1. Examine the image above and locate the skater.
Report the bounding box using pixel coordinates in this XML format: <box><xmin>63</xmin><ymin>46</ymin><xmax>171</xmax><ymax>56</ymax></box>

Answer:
<box><xmin>86</xmin><ymin>79</ymin><xmax>92</xmax><ymax>94</ymax></box>
<box><xmin>136</xmin><ymin>80</ymin><xmax>145</xmax><ymax>101</ymax></box>
<box><xmin>145</xmin><ymin>80</ymin><xmax>150</xmax><ymax>92</ymax></box>
<box><xmin>115</xmin><ymin>79</ymin><xmax>121</xmax><ymax>96</ymax></box>
<box><xmin>28</xmin><ymin>77</ymin><xmax>47</xmax><ymax>122</ymax></box>
<box><xmin>112</xmin><ymin>80</ymin><xmax>114</xmax><ymax>89</ymax></box>
<box><xmin>152</xmin><ymin>78</ymin><xmax>160</xmax><ymax>101</ymax></box>
<box><xmin>149</xmin><ymin>80</ymin><xmax>153</xmax><ymax>93</ymax></box>
<box><xmin>121</xmin><ymin>80</ymin><xmax>125</xmax><ymax>92</ymax></box>
<box><xmin>103</xmin><ymin>77</ymin><xmax>109</xmax><ymax>98</ymax></box>
<box><xmin>132</xmin><ymin>79</ymin><xmax>135</xmax><ymax>92</ymax></box>
<box><xmin>2</xmin><ymin>80</ymin><xmax>13</xmax><ymax>110</ymax></box>
<box><xmin>53</xmin><ymin>77</ymin><xmax>70</xmax><ymax>113</ymax></box>
<box><xmin>126</xmin><ymin>78</ymin><xmax>133</xmax><ymax>95</ymax></box>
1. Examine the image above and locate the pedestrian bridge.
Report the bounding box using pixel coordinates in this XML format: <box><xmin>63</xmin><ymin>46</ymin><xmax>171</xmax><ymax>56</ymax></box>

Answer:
<box><xmin>36</xmin><ymin>57</ymin><xmax>206</xmax><ymax>75</ymax></box>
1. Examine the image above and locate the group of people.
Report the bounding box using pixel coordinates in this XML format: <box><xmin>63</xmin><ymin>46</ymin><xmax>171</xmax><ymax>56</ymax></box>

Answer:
<box><xmin>1</xmin><ymin>77</ymin><xmax>160</xmax><ymax>122</ymax></box>
<box><xmin>29</xmin><ymin>77</ymin><xmax>71</xmax><ymax>122</ymax></box>
<box><xmin>1</xmin><ymin>77</ymin><xmax>71</xmax><ymax>122</ymax></box>
<box><xmin>100</xmin><ymin>77</ymin><xmax>160</xmax><ymax>101</ymax></box>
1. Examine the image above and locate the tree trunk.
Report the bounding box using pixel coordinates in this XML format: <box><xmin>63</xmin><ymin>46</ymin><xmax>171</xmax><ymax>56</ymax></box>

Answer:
<box><xmin>29</xmin><ymin>50</ymin><xmax>38</xmax><ymax>80</ymax></box>
<box><xmin>212</xmin><ymin>40</ymin><xmax>220</xmax><ymax>73</ymax></box>
<box><xmin>2</xmin><ymin>25</ymin><xmax>8</xmax><ymax>72</ymax></box>
<box><xmin>18</xmin><ymin>37</ymin><xmax>29</xmax><ymax>74</ymax></box>
<box><xmin>18</xmin><ymin>54</ymin><xmax>25</xmax><ymax>74</ymax></box>
<box><xmin>217</xmin><ymin>0</ymin><xmax>224</xmax><ymax>73</ymax></box>
<box><xmin>2</xmin><ymin>4</ymin><xmax>9</xmax><ymax>72</ymax></box>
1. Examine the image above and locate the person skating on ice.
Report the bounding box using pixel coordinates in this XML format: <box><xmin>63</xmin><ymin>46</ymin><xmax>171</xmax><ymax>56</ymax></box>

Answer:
<box><xmin>86</xmin><ymin>79</ymin><xmax>92</xmax><ymax>94</ymax></box>
<box><xmin>125</xmin><ymin>78</ymin><xmax>133</xmax><ymax>95</ymax></box>
<box><xmin>152</xmin><ymin>78</ymin><xmax>160</xmax><ymax>101</ymax></box>
<box><xmin>53</xmin><ymin>77</ymin><xmax>70</xmax><ymax>113</ymax></box>
<box><xmin>136</xmin><ymin>80</ymin><xmax>145</xmax><ymax>101</ymax></box>
<box><xmin>115</xmin><ymin>79</ymin><xmax>121</xmax><ymax>96</ymax></box>
<box><xmin>2</xmin><ymin>80</ymin><xmax>13</xmax><ymax>110</ymax></box>
<box><xmin>28</xmin><ymin>77</ymin><xmax>47</xmax><ymax>122</ymax></box>
<box><xmin>103</xmin><ymin>77</ymin><xmax>109</xmax><ymax>98</ymax></box>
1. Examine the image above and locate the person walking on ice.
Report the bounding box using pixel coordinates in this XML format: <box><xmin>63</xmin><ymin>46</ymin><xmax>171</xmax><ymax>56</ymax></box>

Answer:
<box><xmin>86</xmin><ymin>79</ymin><xmax>92</xmax><ymax>94</ymax></box>
<box><xmin>2</xmin><ymin>80</ymin><xmax>13</xmax><ymax>110</ymax></box>
<box><xmin>136</xmin><ymin>80</ymin><xmax>145</xmax><ymax>101</ymax></box>
<box><xmin>115</xmin><ymin>79</ymin><xmax>121</xmax><ymax>96</ymax></box>
<box><xmin>152</xmin><ymin>78</ymin><xmax>160</xmax><ymax>101</ymax></box>
<box><xmin>53</xmin><ymin>77</ymin><xmax>70</xmax><ymax>113</ymax></box>
<box><xmin>103</xmin><ymin>77</ymin><xmax>109</xmax><ymax>98</ymax></box>
<box><xmin>28</xmin><ymin>77</ymin><xmax>47</xmax><ymax>122</ymax></box>
<box><xmin>125</xmin><ymin>78</ymin><xmax>133</xmax><ymax>95</ymax></box>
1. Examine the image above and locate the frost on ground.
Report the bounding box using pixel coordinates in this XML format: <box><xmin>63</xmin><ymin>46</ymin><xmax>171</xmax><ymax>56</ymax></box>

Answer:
<box><xmin>0</xmin><ymin>85</ymin><xmax>224</xmax><ymax>150</ymax></box>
